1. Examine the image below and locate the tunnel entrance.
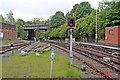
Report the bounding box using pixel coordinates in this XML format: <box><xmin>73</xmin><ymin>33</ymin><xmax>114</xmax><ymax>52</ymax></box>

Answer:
<box><xmin>28</xmin><ymin>29</ymin><xmax>35</xmax><ymax>40</ymax></box>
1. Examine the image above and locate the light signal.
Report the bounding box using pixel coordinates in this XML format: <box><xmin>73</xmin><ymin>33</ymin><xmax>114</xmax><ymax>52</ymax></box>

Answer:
<box><xmin>68</xmin><ymin>18</ymin><xmax>75</xmax><ymax>27</ymax></box>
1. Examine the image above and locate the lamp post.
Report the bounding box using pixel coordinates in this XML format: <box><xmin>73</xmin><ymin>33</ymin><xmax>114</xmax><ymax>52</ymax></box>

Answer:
<box><xmin>95</xmin><ymin>7</ymin><xmax>98</xmax><ymax>43</ymax></box>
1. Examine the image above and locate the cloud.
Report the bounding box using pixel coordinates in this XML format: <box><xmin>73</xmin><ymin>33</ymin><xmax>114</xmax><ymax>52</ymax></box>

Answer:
<box><xmin>0</xmin><ymin>0</ymin><xmax>103</xmax><ymax>21</ymax></box>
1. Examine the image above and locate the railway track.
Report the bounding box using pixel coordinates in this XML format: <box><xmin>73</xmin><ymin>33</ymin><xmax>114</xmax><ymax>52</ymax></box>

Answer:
<box><xmin>73</xmin><ymin>47</ymin><xmax>120</xmax><ymax>72</ymax></box>
<box><xmin>21</xmin><ymin>42</ymin><xmax>51</xmax><ymax>53</ymax></box>
<box><xmin>45</xmin><ymin>40</ymin><xmax>119</xmax><ymax>79</ymax></box>
<box><xmin>73</xmin><ymin>44</ymin><xmax>120</xmax><ymax>68</ymax></box>
<box><xmin>66</xmin><ymin>42</ymin><xmax>120</xmax><ymax>66</ymax></box>
<box><xmin>0</xmin><ymin>42</ymin><xmax>31</xmax><ymax>54</ymax></box>
<box><xmin>77</xmin><ymin>43</ymin><xmax>120</xmax><ymax>57</ymax></box>
<box><xmin>73</xmin><ymin>47</ymin><xmax>120</xmax><ymax>67</ymax></box>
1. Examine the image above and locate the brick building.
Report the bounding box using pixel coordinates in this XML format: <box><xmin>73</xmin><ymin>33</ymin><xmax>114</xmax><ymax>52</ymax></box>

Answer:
<box><xmin>0</xmin><ymin>23</ymin><xmax>17</xmax><ymax>40</ymax></box>
<box><xmin>105</xmin><ymin>26</ymin><xmax>120</xmax><ymax>46</ymax></box>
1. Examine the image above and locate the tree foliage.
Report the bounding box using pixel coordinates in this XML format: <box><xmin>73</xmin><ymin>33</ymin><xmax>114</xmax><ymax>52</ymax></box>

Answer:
<box><xmin>16</xmin><ymin>19</ymin><xmax>28</xmax><ymax>39</ymax></box>
<box><xmin>41</xmin><ymin>0</ymin><xmax>120</xmax><ymax>41</ymax></box>
<box><xmin>67</xmin><ymin>2</ymin><xmax>93</xmax><ymax>19</ymax></box>
<box><xmin>105</xmin><ymin>1</ymin><xmax>120</xmax><ymax>26</ymax></box>
<box><xmin>41</xmin><ymin>24</ymin><xmax>67</xmax><ymax>39</ymax></box>
<box><xmin>49</xmin><ymin>11</ymin><xmax>66</xmax><ymax>28</ymax></box>
<box><xmin>75</xmin><ymin>12</ymin><xmax>96</xmax><ymax>41</ymax></box>
<box><xmin>49</xmin><ymin>24</ymin><xmax>67</xmax><ymax>39</ymax></box>
<box><xmin>97</xmin><ymin>0</ymin><xmax>120</xmax><ymax>39</ymax></box>
<box><xmin>32</xmin><ymin>18</ymin><xmax>49</xmax><ymax>25</ymax></box>
<box><xmin>0</xmin><ymin>15</ymin><xmax>4</xmax><ymax>23</ymax></box>
<box><xmin>5</xmin><ymin>11</ymin><xmax>15</xmax><ymax>24</ymax></box>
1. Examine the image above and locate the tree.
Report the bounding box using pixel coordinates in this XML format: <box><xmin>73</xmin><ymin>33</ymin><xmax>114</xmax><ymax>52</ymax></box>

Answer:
<box><xmin>68</xmin><ymin>2</ymin><xmax>93</xmax><ymax>19</ymax></box>
<box><xmin>16</xmin><ymin>19</ymin><xmax>25</xmax><ymax>26</ymax></box>
<box><xmin>58</xmin><ymin>24</ymin><xmax>67</xmax><ymax>39</ymax></box>
<box><xmin>105</xmin><ymin>1</ymin><xmax>120</xmax><ymax>26</ymax></box>
<box><xmin>42</xmin><ymin>23</ymin><xmax>67</xmax><ymax>40</ymax></box>
<box><xmin>0</xmin><ymin>15</ymin><xmax>4</xmax><ymax>23</ymax></box>
<box><xmin>97</xmin><ymin>0</ymin><xmax>120</xmax><ymax>39</ymax></box>
<box><xmin>6</xmin><ymin>11</ymin><xmax>15</xmax><ymax>24</ymax></box>
<box><xmin>49</xmin><ymin>11</ymin><xmax>66</xmax><ymax>28</ymax></box>
<box><xmin>42</xmin><ymin>0</ymin><xmax>120</xmax><ymax>41</ymax></box>
<box><xmin>32</xmin><ymin>17</ymin><xmax>43</xmax><ymax>24</ymax></box>
<box><xmin>26</xmin><ymin>21</ymin><xmax>33</xmax><ymax>25</ymax></box>
<box><xmin>16</xmin><ymin>19</ymin><xmax>27</xmax><ymax>39</ymax></box>
<box><xmin>75</xmin><ymin>10</ymin><xmax>96</xmax><ymax>42</ymax></box>
<box><xmin>98</xmin><ymin>0</ymin><xmax>120</xmax><ymax>27</ymax></box>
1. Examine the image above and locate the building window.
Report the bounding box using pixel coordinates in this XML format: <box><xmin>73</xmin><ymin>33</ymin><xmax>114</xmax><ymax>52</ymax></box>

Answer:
<box><xmin>109</xmin><ymin>30</ymin><xmax>113</xmax><ymax>35</ymax></box>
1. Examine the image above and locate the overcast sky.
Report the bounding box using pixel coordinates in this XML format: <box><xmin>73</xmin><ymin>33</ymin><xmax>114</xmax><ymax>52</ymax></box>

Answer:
<box><xmin>0</xmin><ymin>0</ymin><xmax>103</xmax><ymax>21</ymax></box>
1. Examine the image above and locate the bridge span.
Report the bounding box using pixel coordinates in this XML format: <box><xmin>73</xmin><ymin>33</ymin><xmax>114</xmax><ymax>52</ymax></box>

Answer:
<box><xmin>23</xmin><ymin>24</ymin><xmax>48</xmax><ymax>40</ymax></box>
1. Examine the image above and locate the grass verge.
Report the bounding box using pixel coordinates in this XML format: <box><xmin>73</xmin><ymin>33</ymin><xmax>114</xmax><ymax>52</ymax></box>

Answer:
<box><xmin>2</xmin><ymin>50</ymin><xmax>83</xmax><ymax>78</ymax></box>
<box><xmin>0</xmin><ymin>40</ymin><xmax>21</xmax><ymax>45</ymax></box>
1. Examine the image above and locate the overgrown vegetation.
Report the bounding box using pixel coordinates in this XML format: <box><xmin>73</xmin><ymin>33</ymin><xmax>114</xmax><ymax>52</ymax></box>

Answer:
<box><xmin>2</xmin><ymin>50</ymin><xmax>83</xmax><ymax>78</ymax></box>
<box><xmin>16</xmin><ymin>19</ymin><xmax>28</xmax><ymax>39</ymax></box>
<box><xmin>0</xmin><ymin>40</ymin><xmax>21</xmax><ymax>45</ymax></box>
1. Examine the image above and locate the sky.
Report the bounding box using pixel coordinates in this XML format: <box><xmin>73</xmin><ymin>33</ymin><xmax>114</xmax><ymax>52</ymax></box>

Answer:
<box><xmin>0</xmin><ymin>0</ymin><xmax>103</xmax><ymax>21</ymax></box>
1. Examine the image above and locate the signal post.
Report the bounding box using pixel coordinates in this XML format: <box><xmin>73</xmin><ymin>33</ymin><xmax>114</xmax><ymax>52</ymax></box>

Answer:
<box><xmin>67</xmin><ymin>18</ymin><xmax>75</xmax><ymax>66</ymax></box>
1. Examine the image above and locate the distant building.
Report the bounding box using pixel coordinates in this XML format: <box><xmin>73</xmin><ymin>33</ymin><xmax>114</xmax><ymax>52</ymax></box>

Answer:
<box><xmin>105</xmin><ymin>26</ymin><xmax>120</xmax><ymax>46</ymax></box>
<box><xmin>0</xmin><ymin>23</ymin><xmax>17</xmax><ymax>40</ymax></box>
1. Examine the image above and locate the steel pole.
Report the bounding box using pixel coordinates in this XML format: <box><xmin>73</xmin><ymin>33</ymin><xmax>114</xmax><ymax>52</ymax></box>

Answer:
<box><xmin>69</xmin><ymin>29</ymin><xmax>73</xmax><ymax>66</ymax></box>
<box><xmin>95</xmin><ymin>8</ymin><xmax>98</xmax><ymax>43</ymax></box>
<box><xmin>50</xmin><ymin>48</ymin><xmax>54</xmax><ymax>78</ymax></box>
<box><xmin>50</xmin><ymin>59</ymin><xmax>53</xmax><ymax>78</ymax></box>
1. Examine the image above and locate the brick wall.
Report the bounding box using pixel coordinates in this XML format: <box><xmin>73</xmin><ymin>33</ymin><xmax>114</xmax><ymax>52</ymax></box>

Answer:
<box><xmin>118</xmin><ymin>27</ymin><xmax>120</xmax><ymax>44</ymax></box>
<box><xmin>105</xmin><ymin>26</ymin><xmax>120</xmax><ymax>46</ymax></box>
<box><xmin>0</xmin><ymin>23</ymin><xmax>17</xmax><ymax>40</ymax></box>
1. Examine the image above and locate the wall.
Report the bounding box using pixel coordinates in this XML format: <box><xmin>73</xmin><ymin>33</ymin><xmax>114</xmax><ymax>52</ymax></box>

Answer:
<box><xmin>105</xmin><ymin>26</ymin><xmax>120</xmax><ymax>46</ymax></box>
<box><xmin>118</xmin><ymin>27</ymin><xmax>120</xmax><ymax>44</ymax></box>
<box><xmin>0</xmin><ymin>23</ymin><xmax>17</xmax><ymax>40</ymax></box>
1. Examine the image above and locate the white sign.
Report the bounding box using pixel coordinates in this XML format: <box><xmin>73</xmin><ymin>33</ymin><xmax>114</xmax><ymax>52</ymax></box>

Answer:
<box><xmin>0</xmin><ymin>32</ymin><xmax>3</xmax><ymax>38</ymax></box>
<box><xmin>51</xmin><ymin>49</ymin><xmax>55</xmax><ymax>60</ymax></box>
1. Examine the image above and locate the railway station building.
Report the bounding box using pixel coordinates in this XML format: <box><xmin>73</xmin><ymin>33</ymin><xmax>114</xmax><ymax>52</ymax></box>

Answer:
<box><xmin>105</xmin><ymin>25</ymin><xmax>120</xmax><ymax>46</ymax></box>
<box><xmin>0</xmin><ymin>23</ymin><xmax>17</xmax><ymax>40</ymax></box>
